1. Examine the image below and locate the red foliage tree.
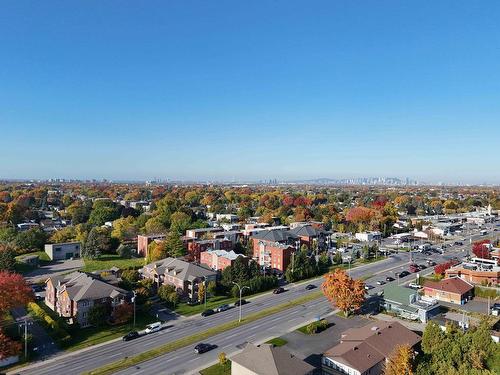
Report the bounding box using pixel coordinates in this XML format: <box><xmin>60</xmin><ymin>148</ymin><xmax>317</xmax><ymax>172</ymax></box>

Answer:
<box><xmin>282</xmin><ymin>195</ymin><xmax>295</xmax><ymax>207</ymax></box>
<box><xmin>372</xmin><ymin>196</ymin><xmax>388</xmax><ymax>210</ymax></box>
<box><xmin>345</xmin><ymin>206</ymin><xmax>377</xmax><ymax>224</ymax></box>
<box><xmin>0</xmin><ymin>329</ymin><xmax>22</xmax><ymax>359</ymax></box>
<box><xmin>111</xmin><ymin>303</ymin><xmax>133</xmax><ymax>324</ymax></box>
<box><xmin>434</xmin><ymin>261</ymin><xmax>454</xmax><ymax>275</ymax></box>
<box><xmin>472</xmin><ymin>240</ymin><xmax>491</xmax><ymax>259</ymax></box>
<box><xmin>0</xmin><ymin>271</ymin><xmax>33</xmax><ymax>313</ymax></box>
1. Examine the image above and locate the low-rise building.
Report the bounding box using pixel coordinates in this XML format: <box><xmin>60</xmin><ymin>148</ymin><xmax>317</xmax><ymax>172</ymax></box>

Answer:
<box><xmin>187</xmin><ymin>238</ymin><xmax>233</xmax><ymax>262</ymax></box>
<box><xmin>423</xmin><ymin>277</ymin><xmax>474</xmax><ymax>305</ymax></box>
<box><xmin>231</xmin><ymin>343</ymin><xmax>315</xmax><ymax>375</ymax></box>
<box><xmin>381</xmin><ymin>284</ymin><xmax>439</xmax><ymax>322</ymax></box>
<box><xmin>200</xmin><ymin>249</ymin><xmax>246</xmax><ymax>271</ymax></box>
<box><xmin>137</xmin><ymin>234</ymin><xmax>166</xmax><ymax>257</ymax></box>
<box><xmin>252</xmin><ymin>228</ymin><xmax>298</xmax><ymax>272</ymax></box>
<box><xmin>355</xmin><ymin>231</ymin><xmax>381</xmax><ymax>242</ymax></box>
<box><xmin>44</xmin><ymin>242</ymin><xmax>81</xmax><ymax>261</ymax></box>
<box><xmin>45</xmin><ymin>272</ymin><xmax>129</xmax><ymax>327</ymax></box>
<box><xmin>141</xmin><ymin>257</ymin><xmax>217</xmax><ymax>302</ymax></box>
<box><xmin>322</xmin><ymin>321</ymin><xmax>421</xmax><ymax>375</ymax></box>
<box><xmin>185</xmin><ymin>227</ymin><xmax>224</xmax><ymax>239</ymax></box>
<box><xmin>445</xmin><ymin>261</ymin><xmax>500</xmax><ymax>286</ymax></box>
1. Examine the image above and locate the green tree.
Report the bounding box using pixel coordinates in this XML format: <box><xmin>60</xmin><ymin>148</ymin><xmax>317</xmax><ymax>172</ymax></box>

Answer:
<box><xmin>116</xmin><ymin>244</ymin><xmax>133</xmax><ymax>259</ymax></box>
<box><xmin>207</xmin><ymin>280</ymin><xmax>217</xmax><ymax>296</ymax></box>
<box><xmin>87</xmin><ymin>304</ymin><xmax>109</xmax><ymax>327</ymax></box>
<box><xmin>88</xmin><ymin>200</ymin><xmax>120</xmax><ymax>226</ymax></box>
<box><xmin>0</xmin><ymin>243</ymin><xmax>17</xmax><ymax>271</ymax></box>
<box><xmin>82</xmin><ymin>227</ymin><xmax>114</xmax><ymax>259</ymax></box>
<box><xmin>15</xmin><ymin>228</ymin><xmax>47</xmax><ymax>253</ymax></box>
<box><xmin>164</xmin><ymin>232</ymin><xmax>185</xmax><ymax>257</ymax></box>
<box><xmin>169</xmin><ymin>211</ymin><xmax>192</xmax><ymax>235</ymax></box>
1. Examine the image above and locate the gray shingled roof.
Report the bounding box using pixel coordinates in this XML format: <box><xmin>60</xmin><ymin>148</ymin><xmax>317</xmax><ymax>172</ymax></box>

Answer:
<box><xmin>252</xmin><ymin>229</ymin><xmax>298</xmax><ymax>242</ymax></box>
<box><xmin>290</xmin><ymin>225</ymin><xmax>321</xmax><ymax>237</ymax></box>
<box><xmin>144</xmin><ymin>257</ymin><xmax>217</xmax><ymax>281</ymax></box>
<box><xmin>231</xmin><ymin>343</ymin><xmax>314</xmax><ymax>375</ymax></box>
<box><xmin>50</xmin><ymin>272</ymin><xmax>129</xmax><ymax>302</ymax></box>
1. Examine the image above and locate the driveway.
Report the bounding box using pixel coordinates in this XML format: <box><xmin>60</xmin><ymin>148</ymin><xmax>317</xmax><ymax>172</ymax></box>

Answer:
<box><xmin>11</xmin><ymin>307</ymin><xmax>59</xmax><ymax>359</ymax></box>
<box><xmin>25</xmin><ymin>259</ymin><xmax>84</xmax><ymax>282</ymax></box>
<box><xmin>440</xmin><ymin>298</ymin><xmax>493</xmax><ymax>314</ymax></box>
<box><xmin>281</xmin><ymin>314</ymin><xmax>369</xmax><ymax>368</ymax></box>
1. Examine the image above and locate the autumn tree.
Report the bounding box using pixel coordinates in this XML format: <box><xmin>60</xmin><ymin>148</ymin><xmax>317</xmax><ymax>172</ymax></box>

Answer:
<box><xmin>384</xmin><ymin>344</ymin><xmax>414</xmax><ymax>375</ymax></box>
<box><xmin>0</xmin><ymin>243</ymin><xmax>17</xmax><ymax>271</ymax></box>
<box><xmin>473</xmin><ymin>240</ymin><xmax>491</xmax><ymax>259</ymax></box>
<box><xmin>198</xmin><ymin>282</ymin><xmax>206</xmax><ymax>303</ymax></box>
<box><xmin>0</xmin><ymin>330</ymin><xmax>22</xmax><ymax>360</ymax></box>
<box><xmin>111</xmin><ymin>303</ymin><xmax>133</xmax><ymax>324</ymax></box>
<box><xmin>0</xmin><ymin>271</ymin><xmax>33</xmax><ymax>313</ymax></box>
<box><xmin>321</xmin><ymin>268</ymin><xmax>365</xmax><ymax>316</ymax></box>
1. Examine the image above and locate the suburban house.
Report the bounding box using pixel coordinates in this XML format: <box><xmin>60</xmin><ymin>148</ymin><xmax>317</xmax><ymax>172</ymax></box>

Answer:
<box><xmin>141</xmin><ymin>257</ymin><xmax>217</xmax><ymax>302</ymax></box>
<box><xmin>381</xmin><ymin>285</ymin><xmax>439</xmax><ymax>323</ymax></box>
<box><xmin>44</xmin><ymin>242</ymin><xmax>81</xmax><ymax>261</ymax></box>
<box><xmin>423</xmin><ymin>277</ymin><xmax>474</xmax><ymax>305</ymax></box>
<box><xmin>322</xmin><ymin>321</ymin><xmax>421</xmax><ymax>375</ymax></box>
<box><xmin>252</xmin><ymin>228</ymin><xmax>298</xmax><ymax>272</ymax></box>
<box><xmin>137</xmin><ymin>234</ymin><xmax>166</xmax><ymax>257</ymax></box>
<box><xmin>45</xmin><ymin>272</ymin><xmax>129</xmax><ymax>327</ymax></box>
<box><xmin>231</xmin><ymin>343</ymin><xmax>315</xmax><ymax>375</ymax></box>
<box><xmin>200</xmin><ymin>249</ymin><xmax>246</xmax><ymax>271</ymax></box>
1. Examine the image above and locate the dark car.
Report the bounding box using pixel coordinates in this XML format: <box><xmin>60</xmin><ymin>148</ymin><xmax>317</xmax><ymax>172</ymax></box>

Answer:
<box><xmin>376</xmin><ymin>280</ymin><xmax>386</xmax><ymax>285</ymax></box>
<box><xmin>273</xmin><ymin>287</ymin><xmax>285</xmax><ymax>294</ymax></box>
<box><xmin>194</xmin><ymin>343</ymin><xmax>215</xmax><ymax>354</ymax></box>
<box><xmin>201</xmin><ymin>309</ymin><xmax>215</xmax><ymax>317</ymax></box>
<box><xmin>122</xmin><ymin>331</ymin><xmax>139</xmax><ymax>341</ymax></box>
<box><xmin>409</xmin><ymin>264</ymin><xmax>419</xmax><ymax>273</ymax></box>
<box><xmin>454</xmin><ymin>241</ymin><xmax>464</xmax><ymax>246</ymax></box>
<box><xmin>418</xmin><ymin>264</ymin><xmax>427</xmax><ymax>270</ymax></box>
<box><xmin>386</xmin><ymin>276</ymin><xmax>395</xmax><ymax>282</ymax></box>
<box><xmin>399</xmin><ymin>271</ymin><xmax>410</xmax><ymax>278</ymax></box>
<box><xmin>31</xmin><ymin>285</ymin><xmax>44</xmax><ymax>293</ymax></box>
<box><xmin>427</xmin><ymin>260</ymin><xmax>436</xmax><ymax>266</ymax></box>
<box><xmin>305</xmin><ymin>284</ymin><xmax>316</xmax><ymax>290</ymax></box>
<box><xmin>234</xmin><ymin>299</ymin><xmax>247</xmax><ymax>307</ymax></box>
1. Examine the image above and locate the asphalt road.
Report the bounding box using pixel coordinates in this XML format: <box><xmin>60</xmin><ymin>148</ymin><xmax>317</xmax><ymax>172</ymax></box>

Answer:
<box><xmin>12</xmin><ymin>225</ymin><xmax>494</xmax><ymax>375</ymax></box>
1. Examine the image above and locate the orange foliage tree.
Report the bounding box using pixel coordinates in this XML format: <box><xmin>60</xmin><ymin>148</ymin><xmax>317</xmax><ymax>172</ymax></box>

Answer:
<box><xmin>384</xmin><ymin>344</ymin><xmax>414</xmax><ymax>375</ymax></box>
<box><xmin>321</xmin><ymin>268</ymin><xmax>365</xmax><ymax>317</ymax></box>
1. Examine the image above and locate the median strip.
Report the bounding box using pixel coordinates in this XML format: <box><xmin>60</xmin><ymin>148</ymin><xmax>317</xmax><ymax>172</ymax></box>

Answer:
<box><xmin>83</xmin><ymin>290</ymin><xmax>323</xmax><ymax>375</ymax></box>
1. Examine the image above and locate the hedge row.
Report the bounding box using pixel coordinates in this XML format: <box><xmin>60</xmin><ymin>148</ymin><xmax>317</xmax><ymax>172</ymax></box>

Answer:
<box><xmin>27</xmin><ymin>302</ymin><xmax>71</xmax><ymax>347</ymax></box>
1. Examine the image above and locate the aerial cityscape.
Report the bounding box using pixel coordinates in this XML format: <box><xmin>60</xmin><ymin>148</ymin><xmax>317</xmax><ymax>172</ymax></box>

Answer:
<box><xmin>1</xmin><ymin>1</ymin><xmax>500</xmax><ymax>375</ymax></box>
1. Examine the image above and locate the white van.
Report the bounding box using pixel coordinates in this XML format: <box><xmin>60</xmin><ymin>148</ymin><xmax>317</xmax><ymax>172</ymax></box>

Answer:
<box><xmin>145</xmin><ymin>322</ymin><xmax>162</xmax><ymax>334</ymax></box>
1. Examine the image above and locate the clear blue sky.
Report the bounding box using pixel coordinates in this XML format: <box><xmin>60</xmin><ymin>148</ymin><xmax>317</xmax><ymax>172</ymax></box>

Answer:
<box><xmin>1</xmin><ymin>1</ymin><xmax>500</xmax><ymax>183</ymax></box>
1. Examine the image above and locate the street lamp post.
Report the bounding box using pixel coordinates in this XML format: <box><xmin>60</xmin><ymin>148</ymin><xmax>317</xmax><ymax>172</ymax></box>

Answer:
<box><xmin>232</xmin><ymin>282</ymin><xmax>250</xmax><ymax>323</ymax></box>
<box><xmin>132</xmin><ymin>290</ymin><xmax>137</xmax><ymax>329</ymax></box>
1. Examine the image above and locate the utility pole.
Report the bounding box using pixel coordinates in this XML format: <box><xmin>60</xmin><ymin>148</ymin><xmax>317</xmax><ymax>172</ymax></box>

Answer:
<box><xmin>204</xmin><ymin>279</ymin><xmax>207</xmax><ymax>309</ymax></box>
<box><xmin>24</xmin><ymin>318</ymin><xmax>28</xmax><ymax>359</ymax></box>
<box><xmin>132</xmin><ymin>291</ymin><xmax>137</xmax><ymax>329</ymax></box>
<box><xmin>232</xmin><ymin>282</ymin><xmax>250</xmax><ymax>323</ymax></box>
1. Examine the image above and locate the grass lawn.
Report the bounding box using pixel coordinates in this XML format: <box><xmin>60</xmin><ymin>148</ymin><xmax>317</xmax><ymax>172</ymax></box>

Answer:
<box><xmin>67</xmin><ymin>310</ymin><xmax>156</xmax><ymax>351</ymax></box>
<box><xmin>265</xmin><ymin>337</ymin><xmax>288</xmax><ymax>347</ymax></box>
<box><xmin>199</xmin><ymin>361</ymin><xmax>231</xmax><ymax>375</ymax></box>
<box><xmin>82</xmin><ymin>254</ymin><xmax>145</xmax><ymax>272</ymax></box>
<box><xmin>174</xmin><ymin>295</ymin><xmax>238</xmax><ymax>316</ymax></box>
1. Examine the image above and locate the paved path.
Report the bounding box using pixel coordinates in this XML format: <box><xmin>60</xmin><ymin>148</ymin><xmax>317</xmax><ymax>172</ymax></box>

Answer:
<box><xmin>25</xmin><ymin>259</ymin><xmax>84</xmax><ymax>283</ymax></box>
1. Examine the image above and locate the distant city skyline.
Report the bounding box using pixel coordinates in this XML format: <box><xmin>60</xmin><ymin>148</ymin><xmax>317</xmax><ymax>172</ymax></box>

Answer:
<box><xmin>2</xmin><ymin>1</ymin><xmax>500</xmax><ymax>184</ymax></box>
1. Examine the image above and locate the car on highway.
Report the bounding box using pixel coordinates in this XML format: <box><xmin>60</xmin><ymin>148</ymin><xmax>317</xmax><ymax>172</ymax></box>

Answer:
<box><xmin>409</xmin><ymin>264</ymin><xmax>420</xmax><ymax>273</ymax></box>
<box><xmin>399</xmin><ymin>271</ymin><xmax>410</xmax><ymax>278</ymax></box>
<box><xmin>418</xmin><ymin>264</ymin><xmax>427</xmax><ymax>270</ymax></box>
<box><xmin>273</xmin><ymin>287</ymin><xmax>285</xmax><ymax>294</ymax></box>
<box><xmin>454</xmin><ymin>241</ymin><xmax>464</xmax><ymax>246</ymax></box>
<box><xmin>385</xmin><ymin>276</ymin><xmax>395</xmax><ymax>282</ymax></box>
<box><xmin>376</xmin><ymin>280</ymin><xmax>386</xmax><ymax>285</ymax></box>
<box><xmin>426</xmin><ymin>260</ymin><xmax>436</xmax><ymax>266</ymax></box>
<box><xmin>122</xmin><ymin>331</ymin><xmax>140</xmax><ymax>341</ymax></box>
<box><xmin>194</xmin><ymin>343</ymin><xmax>216</xmax><ymax>354</ymax></box>
<box><xmin>305</xmin><ymin>284</ymin><xmax>316</xmax><ymax>290</ymax></box>
<box><xmin>364</xmin><ymin>284</ymin><xmax>374</xmax><ymax>291</ymax></box>
<box><xmin>234</xmin><ymin>299</ymin><xmax>247</xmax><ymax>307</ymax></box>
<box><xmin>145</xmin><ymin>322</ymin><xmax>162</xmax><ymax>334</ymax></box>
<box><xmin>201</xmin><ymin>309</ymin><xmax>215</xmax><ymax>317</ymax></box>
<box><xmin>216</xmin><ymin>304</ymin><xmax>230</xmax><ymax>312</ymax></box>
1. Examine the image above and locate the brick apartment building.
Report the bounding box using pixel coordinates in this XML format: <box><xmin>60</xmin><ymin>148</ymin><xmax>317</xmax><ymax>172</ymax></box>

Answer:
<box><xmin>187</xmin><ymin>238</ymin><xmax>233</xmax><ymax>262</ymax></box>
<box><xmin>200</xmin><ymin>249</ymin><xmax>246</xmax><ymax>271</ymax></box>
<box><xmin>137</xmin><ymin>234</ymin><xmax>166</xmax><ymax>257</ymax></box>
<box><xmin>251</xmin><ymin>229</ymin><xmax>298</xmax><ymax>272</ymax></box>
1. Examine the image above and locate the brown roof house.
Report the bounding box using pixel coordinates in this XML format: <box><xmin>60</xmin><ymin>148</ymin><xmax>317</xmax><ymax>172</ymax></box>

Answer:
<box><xmin>322</xmin><ymin>321</ymin><xmax>421</xmax><ymax>375</ymax></box>
<box><xmin>141</xmin><ymin>257</ymin><xmax>217</xmax><ymax>302</ymax></box>
<box><xmin>423</xmin><ymin>277</ymin><xmax>474</xmax><ymax>305</ymax></box>
<box><xmin>45</xmin><ymin>272</ymin><xmax>129</xmax><ymax>327</ymax></box>
<box><xmin>231</xmin><ymin>343</ymin><xmax>315</xmax><ymax>375</ymax></box>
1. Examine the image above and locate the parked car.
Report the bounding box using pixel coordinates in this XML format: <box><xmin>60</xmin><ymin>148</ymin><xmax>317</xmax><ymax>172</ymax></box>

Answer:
<box><xmin>454</xmin><ymin>241</ymin><xmax>464</xmax><ymax>246</ymax></box>
<box><xmin>399</xmin><ymin>271</ymin><xmax>410</xmax><ymax>278</ymax></box>
<box><xmin>122</xmin><ymin>331</ymin><xmax>140</xmax><ymax>341</ymax></box>
<box><xmin>145</xmin><ymin>322</ymin><xmax>162</xmax><ymax>334</ymax></box>
<box><xmin>194</xmin><ymin>343</ymin><xmax>215</xmax><ymax>354</ymax></box>
<box><xmin>376</xmin><ymin>280</ymin><xmax>386</xmax><ymax>285</ymax></box>
<box><xmin>427</xmin><ymin>260</ymin><xmax>436</xmax><ymax>266</ymax></box>
<box><xmin>31</xmin><ymin>285</ymin><xmax>44</xmax><ymax>293</ymax></box>
<box><xmin>273</xmin><ymin>287</ymin><xmax>285</xmax><ymax>294</ymax></box>
<box><xmin>409</xmin><ymin>264</ymin><xmax>420</xmax><ymax>273</ymax></box>
<box><xmin>408</xmin><ymin>283</ymin><xmax>422</xmax><ymax>290</ymax></box>
<box><xmin>216</xmin><ymin>304</ymin><xmax>230</xmax><ymax>313</ymax></box>
<box><xmin>418</xmin><ymin>264</ymin><xmax>427</xmax><ymax>270</ymax></box>
<box><xmin>385</xmin><ymin>276</ymin><xmax>395</xmax><ymax>282</ymax></box>
<box><xmin>305</xmin><ymin>284</ymin><xmax>316</xmax><ymax>290</ymax></box>
<box><xmin>201</xmin><ymin>309</ymin><xmax>215</xmax><ymax>317</ymax></box>
<box><xmin>234</xmin><ymin>299</ymin><xmax>247</xmax><ymax>307</ymax></box>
